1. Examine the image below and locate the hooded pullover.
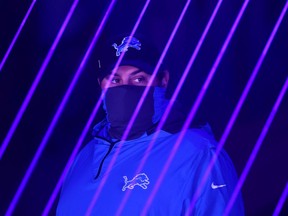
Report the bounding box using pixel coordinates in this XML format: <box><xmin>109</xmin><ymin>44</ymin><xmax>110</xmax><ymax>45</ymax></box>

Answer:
<box><xmin>57</xmin><ymin>123</ymin><xmax>244</xmax><ymax>215</ymax></box>
<box><xmin>57</xmin><ymin>86</ymin><xmax>244</xmax><ymax>215</ymax></box>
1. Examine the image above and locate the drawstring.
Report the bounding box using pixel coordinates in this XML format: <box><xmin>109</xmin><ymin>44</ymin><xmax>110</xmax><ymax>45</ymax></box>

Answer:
<box><xmin>94</xmin><ymin>141</ymin><xmax>118</xmax><ymax>179</ymax></box>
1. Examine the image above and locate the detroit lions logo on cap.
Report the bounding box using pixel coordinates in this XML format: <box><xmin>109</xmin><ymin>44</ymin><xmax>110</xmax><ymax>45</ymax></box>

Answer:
<box><xmin>112</xmin><ymin>36</ymin><xmax>141</xmax><ymax>56</ymax></box>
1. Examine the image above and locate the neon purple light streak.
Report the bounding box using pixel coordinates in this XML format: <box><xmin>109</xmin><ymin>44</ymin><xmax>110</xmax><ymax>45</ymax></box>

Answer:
<box><xmin>121</xmin><ymin>0</ymin><xmax>191</xmax><ymax>158</ymax></box>
<box><xmin>273</xmin><ymin>182</ymin><xmax>288</xmax><ymax>216</ymax></box>
<box><xmin>86</xmin><ymin>1</ymin><xmax>191</xmax><ymax>215</ymax></box>
<box><xmin>224</xmin><ymin>78</ymin><xmax>288</xmax><ymax>215</ymax></box>
<box><xmin>119</xmin><ymin>0</ymin><xmax>248</xmax><ymax>213</ymax></box>
<box><xmin>225</xmin><ymin>3</ymin><xmax>288</xmax><ymax>213</ymax></box>
<box><xmin>188</xmin><ymin>0</ymin><xmax>287</xmax><ymax>214</ymax></box>
<box><xmin>0</xmin><ymin>0</ymin><xmax>78</xmax><ymax>160</ymax></box>
<box><xmin>41</xmin><ymin>1</ymin><xmax>118</xmax><ymax>215</ymax></box>
<box><xmin>86</xmin><ymin>0</ymin><xmax>186</xmax><ymax>215</ymax></box>
<box><xmin>0</xmin><ymin>0</ymin><xmax>36</xmax><ymax>71</ymax></box>
<box><xmin>113</xmin><ymin>0</ymin><xmax>223</xmax><ymax>214</ymax></box>
<box><xmin>44</xmin><ymin>1</ymin><xmax>150</xmax><ymax>214</ymax></box>
<box><xmin>4</xmin><ymin>1</ymin><xmax>80</xmax><ymax>215</ymax></box>
<box><xmin>7</xmin><ymin>1</ymin><xmax>116</xmax><ymax>216</ymax></box>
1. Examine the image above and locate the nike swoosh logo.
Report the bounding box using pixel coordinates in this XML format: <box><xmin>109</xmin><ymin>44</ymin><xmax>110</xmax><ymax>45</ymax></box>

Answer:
<box><xmin>211</xmin><ymin>182</ymin><xmax>226</xmax><ymax>189</ymax></box>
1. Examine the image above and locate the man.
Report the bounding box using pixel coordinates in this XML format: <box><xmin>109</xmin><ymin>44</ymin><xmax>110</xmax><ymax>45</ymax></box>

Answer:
<box><xmin>57</xmin><ymin>35</ymin><xmax>244</xmax><ymax>215</ymax></box>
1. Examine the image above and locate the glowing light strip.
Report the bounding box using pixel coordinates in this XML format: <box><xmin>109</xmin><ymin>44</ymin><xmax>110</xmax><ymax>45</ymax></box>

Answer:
<box><xmin>0</xmin><ymin>0</ymin><xmax>79</xmax><ymax>160</ymax></box>
<box><xmin>3</xmin><ymin>1</ymin><xmax>80</xmax><ymax>215</ymax></box>
<box><xmin>113</xmin><ymin>0</ymin><xmax>223</xmax><ymax>214</ymax></box>
<box><xmin>85</xmin><ymin>1</ymin><xmax>192</xmax><ymax>215</ymax></box>
<box><xmin>7</xmin><ymin>1</ymin><xmax>117</xmax><ymax>215</ymax></box>
<box><xmin>114</xmin><ymin>0</ymin><xmax>248</xmax><ymax>214</ymax></box>
<box><xmin>41</xmin><ymin>1</ymin><xmax>118</xmax><ymax>215</ymax></box>
<box><xmin>44</xmin><ymin>1</ymin><xmax>150</xmax><ymax>215</ymax></box>
<box><xmin>225</xmin><ymin>77</ymin><xmax>288</xmax><ymax>215</ymax></box>
<box><xmin>225</xmin><ymin>4</ymin><xmax>288</xmax><ymax>213</ymax></box>
<box><xmin>0</xmin><ymin>0</ymin><xmax>36</xmax><ymax>72</ymax></box>
<box><xmin>273</xmin><ymin>182</ymin><xmax>288</xmax><ymax>216</ymax></box>
<box><xmin>188</xmin><ymin>1</ymin><xmax>287</xmax><ymax>214</ymax></box>
<box><xmin>85</xmin><ymin>1</ymin><xmax>189</xmax><ymax>215</ymax></box>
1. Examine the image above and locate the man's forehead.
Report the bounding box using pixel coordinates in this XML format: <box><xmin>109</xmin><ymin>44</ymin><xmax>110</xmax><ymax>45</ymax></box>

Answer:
<box><xmin>108</xmin><ymin>68</ymin><xmax>145</xmax><ymax>76</ymax></box>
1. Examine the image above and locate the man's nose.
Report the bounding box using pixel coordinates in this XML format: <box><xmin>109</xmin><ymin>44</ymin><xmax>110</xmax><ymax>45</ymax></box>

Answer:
<box><xmin>122</xmin><ymin>79</ymin><xmax>130</xmax><ymax>85</ymax></box>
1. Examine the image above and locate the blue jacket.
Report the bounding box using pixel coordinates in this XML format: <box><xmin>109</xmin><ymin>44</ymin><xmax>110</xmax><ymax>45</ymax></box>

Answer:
<box><xmin>57</xmin><ymin>125</ymin><xmax>244</xmax><ymax>215</ymax></box>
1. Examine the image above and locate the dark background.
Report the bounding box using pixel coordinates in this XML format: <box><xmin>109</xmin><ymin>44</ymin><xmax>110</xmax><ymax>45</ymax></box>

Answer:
<box><xmin>0</xmin><ymin>0</ymin><xmax>287</xmax><ymax>215</ymax></box>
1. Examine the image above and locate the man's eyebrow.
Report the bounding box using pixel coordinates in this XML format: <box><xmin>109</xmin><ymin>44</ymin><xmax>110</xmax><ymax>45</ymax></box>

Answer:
<box><xmin>105</xmin><ymin>69</ymin><xmax>143</xmax><ymax>77</ymax></box>
<box><xmin>129</xmin><ymin>69</ymin><xmax>144</xmax><ymax>76</ymax></box>
<box><xmin>105</xmin><ymin>73</ymin><xmax>120</xmax><ymax>77</ymax></box>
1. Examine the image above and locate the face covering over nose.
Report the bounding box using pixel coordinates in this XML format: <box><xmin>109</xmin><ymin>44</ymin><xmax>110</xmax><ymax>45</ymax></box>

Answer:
<box><xmin>103</xmin><ymin>85</ymin><xmax>167</xmax><ymax>140</ymax></box>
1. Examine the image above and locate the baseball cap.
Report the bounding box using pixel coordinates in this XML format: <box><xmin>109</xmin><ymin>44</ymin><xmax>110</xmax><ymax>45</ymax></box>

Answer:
<box><xmin>95</xmin><ymin>34</ymin><xmax>167</xmax><ymax>82</ymax></box>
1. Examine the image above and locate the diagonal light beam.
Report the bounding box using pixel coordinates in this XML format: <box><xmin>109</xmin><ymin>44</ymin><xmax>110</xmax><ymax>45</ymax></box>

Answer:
<box><xmin>112</xmin><ymin>0</ymin><xmax>223</xmax><ymax>214</ymax></box>
<box><xmin>85</xmin><ymin>0</ymin><xmax>180</xmax><ymax>214</ymax></box>
<box><xmin>0</xmin><ymin>0</ymin><xmax>36</xmax><ymax>72</ymax></box>
<box><xmin>43</xmin><ymin>1</ymin><xmax>150</xmax><ymax>215</ymax></box>
<box><xmin>188</xmin><ymin>1</ymin><xmax>287</xmax><ymax>214</ymax></box>
<box><xmin>224</xmin><ymin>5</ymin><xmax>288</xmax><ymax>214</ymax></box>
<box><xmin>120</xmin><ymin>0</ymin><xmax>249</xmax><ymax>214</ymax></box>
<box><xmin>6</xmin><ymin>0</ymin><xmax>119</xmax><ymax>215</ymax></box>
<box><xmin>40</xmin><ymin>1</ymin><xmax>119</xmax><ymax>215</ymax></box>
<box><xmin>273</xmin><ymin>182</ymin><xmax>288</xmax><ymax>216</ymax></box>
<box><xmin>85</xmin><ymin>1</ymin><xmax>192</xmax><ymax>215</ymax></box>
<box><xmin>0</xmin><ymin>0</ymin><xmax>79</xmax><ymax>160</ymax></box>
<box><xmin>4</xmin><ymin>1</ymin><xmax>81</xmax><ymax>215</ymax></box>
<box><xmin>224</xmin><ymin>77</ymin><xmax>288</xmax><ymax>215</ymax></box>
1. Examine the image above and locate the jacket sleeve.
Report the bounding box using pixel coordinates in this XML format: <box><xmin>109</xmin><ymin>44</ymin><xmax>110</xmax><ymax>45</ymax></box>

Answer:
<box><xmin>187</xmin><ymin>144</ymin><xmax>245</xmax><ymax>216</ymax></box>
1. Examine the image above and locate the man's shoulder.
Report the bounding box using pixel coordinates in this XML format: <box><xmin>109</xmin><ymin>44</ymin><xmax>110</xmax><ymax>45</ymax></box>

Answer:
<box><xmin>178</xmin><ymin>126</ymin><xmax>215</xmax><ymax>146</ymax></box>
<box><xmin>160</xmin><ymin>126</ymin><xmax>217</xmax><ymax>158</ymax></box>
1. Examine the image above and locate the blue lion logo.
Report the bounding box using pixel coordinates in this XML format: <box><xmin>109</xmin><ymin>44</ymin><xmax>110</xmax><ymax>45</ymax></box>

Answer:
<box><xmin>112</xmin><ymin>36</ymin><xmax>141</xmax><ymax>56</ymax></box>
<box><xmin>122</xmin><ymin>173</ymin><xmax>150</xmax><ymax>191</ymax></box>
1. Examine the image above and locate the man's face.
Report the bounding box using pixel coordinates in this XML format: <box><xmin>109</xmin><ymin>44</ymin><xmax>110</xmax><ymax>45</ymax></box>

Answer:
<box><xmin>100</xmin><ymin>65</ymin><xmax>163</xmax><ymax>89</ymax></box>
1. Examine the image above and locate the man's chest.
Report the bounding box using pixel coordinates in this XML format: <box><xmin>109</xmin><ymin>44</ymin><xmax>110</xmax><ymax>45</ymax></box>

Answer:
<box><xmin>67</xmin><ymin>144</ymin><xmax>193</xmax><ymax>215</ymax></box>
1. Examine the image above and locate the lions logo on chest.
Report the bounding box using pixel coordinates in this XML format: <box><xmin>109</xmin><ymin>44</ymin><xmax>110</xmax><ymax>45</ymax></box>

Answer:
<box><xmin>122</xmin><ymin>173</ymin><xmax>150</xmax><ymax>191</ymax></box>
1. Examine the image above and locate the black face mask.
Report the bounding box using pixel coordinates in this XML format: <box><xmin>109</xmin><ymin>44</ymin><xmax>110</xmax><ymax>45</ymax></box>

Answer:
<box><xmin>103</xmin><ymin>85</ymin><xmax>156</xmax><ymax>140</ymax></box>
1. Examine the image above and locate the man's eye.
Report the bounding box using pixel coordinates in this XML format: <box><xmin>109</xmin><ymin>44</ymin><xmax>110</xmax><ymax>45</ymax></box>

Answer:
<box><xmin>134</xmin><ymin>77</ymin><xmax>146</xmax><ymax>83</ymax></box>
<box><xmin>111</xmin><ymin>78</ymin><xmax>120</xmax><ymax>84</ymax></box>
